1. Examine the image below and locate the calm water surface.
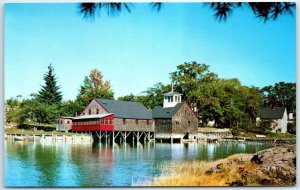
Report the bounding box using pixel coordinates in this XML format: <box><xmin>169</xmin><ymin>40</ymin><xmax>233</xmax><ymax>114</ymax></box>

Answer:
<box><xmin>5</xmin><ymin>141</ymin><xmax>271</xmax><ymax>187</ymax></box>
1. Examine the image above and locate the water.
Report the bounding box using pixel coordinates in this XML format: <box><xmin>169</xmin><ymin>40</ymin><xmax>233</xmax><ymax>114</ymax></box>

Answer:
<box><xmin>5</xmin><ymin>141</ymin><xmax>271</xmax><ymax>187</ymax></box>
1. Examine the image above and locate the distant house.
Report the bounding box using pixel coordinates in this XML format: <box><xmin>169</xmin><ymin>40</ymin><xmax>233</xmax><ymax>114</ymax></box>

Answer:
<box><xmin>56</xmin><ymin>116</ymin><xmax>73</xmax><ymax>132</ymax></box>
<box><xmin>152</xmin><ymin>90</ymin><xmax>198</xmax><ymax>140</ymax></box>
<box><xmin>72</xmin><ymin>98</ymin><xmax>154</xmax><ymax>132</ymax></box>
<box><xmin>256</xmin><ymin>107</ymin><xmax>288</xmax><ymax>133</ymax></box>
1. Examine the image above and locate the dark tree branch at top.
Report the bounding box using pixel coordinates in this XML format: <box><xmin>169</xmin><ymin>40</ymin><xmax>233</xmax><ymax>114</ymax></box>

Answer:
<box><xmin>79</xmin><ymin>2</ymin><xmax>295</xmax><ymax>22</ymax></box>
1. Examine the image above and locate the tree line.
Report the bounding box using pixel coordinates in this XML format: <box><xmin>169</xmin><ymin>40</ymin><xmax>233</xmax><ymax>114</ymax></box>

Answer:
<box><xmin>5</xmin><ymin>62</ymin><xmax>296</xmax><ymax>134</ymax></box>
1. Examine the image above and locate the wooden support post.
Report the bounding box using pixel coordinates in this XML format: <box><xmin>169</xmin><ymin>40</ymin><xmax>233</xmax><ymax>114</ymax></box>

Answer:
<box><xmin>112</xmin><ymin>131</ymin><xmax>115</xmax><ymax>143</ymax></box>
<box><xmin>120</xmin><ymin>132</ymin><xmax>122</xmax><ymax>144</ymax></box>
<box><xmin>105</xmin><ymin>131</ymin><xmax>108</xmax><ymax>144</ymax></box>
<box><xmin>132</xmin><ymin>132</ymin><xmax>134</xmax><ymax>144</ymax></box>
<box><xmin>124</xmin><ymin>131</ymin><xmax>127</xmax><ymax>144</ymax></box>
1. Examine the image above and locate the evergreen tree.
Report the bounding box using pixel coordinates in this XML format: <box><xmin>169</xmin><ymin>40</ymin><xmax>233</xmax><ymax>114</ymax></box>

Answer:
<box><xmin>37</xmin><ymin>64</ymin><xmax>62</xmax><ymax>105</ymax></box>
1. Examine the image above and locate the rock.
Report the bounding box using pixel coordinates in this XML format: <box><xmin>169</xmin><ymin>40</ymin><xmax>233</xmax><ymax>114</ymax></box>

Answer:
<box><xmin>251</xmin><ymin>154</ymin><xmax>263</xmax><ymax>164</ymax></box>
<box><xmin>216</xmin><ymin>163</ymin><xmax>223</xmax><ymax>169</ymax></box>
<box><xmin>205</xmin><ymin>168</ymin><xmax>213</xmax><ymax>175</ymax></box>
<box><xmin>250</xmin><ymin>144</ymin><xmax>296</xmax><ymax>186</ymax></box>
<box><xmin>229</xmin><ymin>180</ymin><xmax>244</xmax><ymax>186</ymax></box>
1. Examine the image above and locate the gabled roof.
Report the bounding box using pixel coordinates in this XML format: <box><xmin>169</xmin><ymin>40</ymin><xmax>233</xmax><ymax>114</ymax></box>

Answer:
<box><xmin>257</xmin><ymin>107</ymin><xmax>286</xmax><ymax>119</ymax></box>
<box><xmin>73</xmin><ymin>113</ymin><xmax>113</xmax><ymax>120</ymax></box>
<box><xmin>95</xmin><ymin>99</ymin><xmax>152</xmax><ymax>119</ymax></box>
<box><xmin>152</xmin><ymin>102</ymin><xmax>184</xmax><ymax>119</ymax></box>
<box><xmin>163</xmin><ymin>91</ymin><xmax>182</xmax><ymax>96</ymax></box>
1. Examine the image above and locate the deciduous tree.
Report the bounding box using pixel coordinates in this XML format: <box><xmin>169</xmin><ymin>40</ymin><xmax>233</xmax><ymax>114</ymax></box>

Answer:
<box><xmin>76</xmin><ymin>69</ymin><xmax>114</xmax><ymax>108</ymax></box>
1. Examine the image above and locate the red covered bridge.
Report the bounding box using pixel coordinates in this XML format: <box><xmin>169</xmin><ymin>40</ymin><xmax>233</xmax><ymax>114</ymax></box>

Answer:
<box><xmin>72</xmin><ymin>113</ymin><xmax>114</xmax><ymax>132</ymax></box>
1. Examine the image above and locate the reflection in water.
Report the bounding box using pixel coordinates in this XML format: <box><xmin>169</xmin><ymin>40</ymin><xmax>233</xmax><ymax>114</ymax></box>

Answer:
<box><xmin>5</xmin><ymin>141</ymin><xmax>271</xmax><ymax>187</ymax></box>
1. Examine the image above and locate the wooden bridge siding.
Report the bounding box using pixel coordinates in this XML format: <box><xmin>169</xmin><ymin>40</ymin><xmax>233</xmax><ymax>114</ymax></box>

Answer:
<box><xmin>154</xmin><ymin>119</ymin><xmax>172</xmax><ymax>134</ymax></box>
<box><xmin>80</xmin><ymin>99</ymin><xmax>107</xmax><ymax>115</ymax></box>
<box><xmin>114</xmin><ymin>118</ymin><xmax>155</xmax><ymax>132</ymax></box>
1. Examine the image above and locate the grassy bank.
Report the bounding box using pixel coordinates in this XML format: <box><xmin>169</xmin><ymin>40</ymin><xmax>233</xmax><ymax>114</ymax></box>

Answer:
<box><xmin>5</xmin><ymin>127</ymin><xmax>70</xmax><ymax>135</ymax></box>
<box><xmin>140</xmin><ymin>144</ymin><xmax>296</xmax><ymax>186</ymax></box>
<box><xmin>140</xmin><ymin>154</ymin><xmax>259</xmax><ymax>186</ymax></box>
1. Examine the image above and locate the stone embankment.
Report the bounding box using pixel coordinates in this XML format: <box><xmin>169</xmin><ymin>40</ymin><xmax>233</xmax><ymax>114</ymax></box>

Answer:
<box><xmin>208</xmin><ymin>144</ymin><xmax>296</xmax><ymax>186</ymax></box>
<box><xmin>249</xmin><ymin>144</ymin><xmax>296</xmax><ymax>185</ymax></box>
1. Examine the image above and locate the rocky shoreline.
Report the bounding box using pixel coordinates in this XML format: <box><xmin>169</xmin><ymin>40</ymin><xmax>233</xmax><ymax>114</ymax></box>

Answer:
<box><xmin>205</xmin><ymin>144</ymin><xmax>296</xmax><ymax>186</ymax></box>
<box><xmin>146</xmin><ymin>144</ymin><xmax>296</xmax><ymax>186</ymax></box>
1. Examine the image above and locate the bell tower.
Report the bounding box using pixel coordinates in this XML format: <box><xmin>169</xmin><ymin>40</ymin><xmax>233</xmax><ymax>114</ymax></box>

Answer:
<box><xmin>163</xmin><ymin>85</ymin><xmax>182</xmax><ymax>108</ymax></box>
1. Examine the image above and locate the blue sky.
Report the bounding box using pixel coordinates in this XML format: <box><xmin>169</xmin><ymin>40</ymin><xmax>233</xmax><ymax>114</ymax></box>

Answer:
<box><xmin>5</xmin><ymin>3</ymin><xmax>296</xmax><ymax>101</ymax></box>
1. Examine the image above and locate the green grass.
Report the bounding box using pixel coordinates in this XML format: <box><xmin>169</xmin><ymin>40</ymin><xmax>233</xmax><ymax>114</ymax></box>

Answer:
<box><xmin>265</xmin><ymin>132</ymin><xmax>296</xmax><ymax>139</ymax></box>
<box><xmin>5</xmin><ymin>127</ymin><xmax>71</xmax><ymax>135</ymax></box>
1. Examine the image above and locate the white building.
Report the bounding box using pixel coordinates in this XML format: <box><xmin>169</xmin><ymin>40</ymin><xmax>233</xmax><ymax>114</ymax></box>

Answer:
<box><xmin>256</xmin><ymin>107</ymin><xmax>288</xmax><ymax>133</ymax></box>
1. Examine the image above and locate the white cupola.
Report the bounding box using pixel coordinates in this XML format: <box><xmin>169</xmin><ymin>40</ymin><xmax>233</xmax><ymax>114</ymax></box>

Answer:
<box><xmin>163</xmin><ymin>85</ymin><xmax>182</xmax><ymax>108</ymax></box>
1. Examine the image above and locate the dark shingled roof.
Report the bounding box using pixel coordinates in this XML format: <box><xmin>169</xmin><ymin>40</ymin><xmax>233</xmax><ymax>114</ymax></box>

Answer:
<box><xmin>257</xmin><ymin>107</ymin><xmax>286</xmax><ymax>119</ymax></box>
<box><xmin>152</xmin><ymin>102</ymin><xmax>184</xmax><ymax>119</ymax></box>
<box><xmin>95</xmin><ymin>99</ymin><xmax>152</xmax><ymax>119</ymax></box>
<box><xmin>164</xmin><ymin>91</ymin><xmax>182</xmax><ymax>96</ymax></box>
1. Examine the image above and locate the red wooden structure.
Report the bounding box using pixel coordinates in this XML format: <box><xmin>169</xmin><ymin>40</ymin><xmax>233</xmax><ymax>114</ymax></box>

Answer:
<box><xmin>72</xmin><ymin>113</ymin><xmax>114</xmax><ymax>132</ymax></box>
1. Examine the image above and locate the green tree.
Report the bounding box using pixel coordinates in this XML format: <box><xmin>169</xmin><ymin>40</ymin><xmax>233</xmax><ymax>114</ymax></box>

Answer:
<box><xmin>19</xmin><ymin>98</ymin><xmax>60</xmax><ymax>124</ymax></box>
<box><xmin>76</xmin><ymin>69</ymin><xmax>114</xmax><ymax>108</ymax></box>
<box><xmin>5</xmin><ymin>97</ymin><xmax>21</xmax><ymax>124</ymax></box>
<box><xmin>170</xmin><ymin>62</ymin><xmax>262</xmax><ymax>129</ymax></box>
<box><xmin>170</xmin><ymin>61</ymin><xmax>218</xmax><ymax>110</ymax></box>
<box><xmin>137</xmin><ymin>83</ymin><xmax>171</xmax><ymax>109</ymax></box>
<box><xmin>60</xmin><ymin>100</ymin><xmax>83</xmax><ymax>117</ymax></box>
<box><xmin>118</xmin><ymin>93</ymin><xmax>137</xmax><ymax>102</ymax></box>
<box><xmin>118</xmin><ymin>83</ymin><xmax>171</xmax><ymax>109</ymax></box>
<box><xmin>261</xmin><ymin>82</ymin><xmax>296</xmax><ymax>113</ymax></box>
<box><xmin>37</xmin><ymin>64</ymin><xmax>62</xmax><ymax>105</ymax></box>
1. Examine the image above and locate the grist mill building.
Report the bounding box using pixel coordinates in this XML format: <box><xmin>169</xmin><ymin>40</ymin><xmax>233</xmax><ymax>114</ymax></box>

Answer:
<box><xmin>71</xmin><ymin>98</ymin><xmax>155</xmax><ymax>143</ymax></box>
<box><xmin>152</xmin><ymin>90</ymin><xmax>198</xmax><ymax>141</ymax></box>
<box><xmin>57</xmin><ymin>91</ymin><xmax>198</xmax><ymax>142</ymax></box>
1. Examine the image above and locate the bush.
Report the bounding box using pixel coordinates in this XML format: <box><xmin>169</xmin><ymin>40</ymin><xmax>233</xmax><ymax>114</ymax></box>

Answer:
<box><xmin>287</xmin><ymin>122</ymin><xmax>296</xmax><ymax>135</ymax></box>
<box><xmin>18</xmin><ymin>123</ymin><xmax>56</xmax><ymax>132</ymax></box>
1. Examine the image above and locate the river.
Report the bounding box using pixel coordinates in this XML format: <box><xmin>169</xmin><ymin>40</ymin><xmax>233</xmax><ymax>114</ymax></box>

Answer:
<box><xmin>5</xmin><ymin>141</ymin><xmax>271</xmax><ymax>187</ymax></box>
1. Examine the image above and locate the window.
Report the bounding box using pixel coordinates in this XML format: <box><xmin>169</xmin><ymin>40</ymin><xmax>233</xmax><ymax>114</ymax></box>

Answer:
<box><xmin>171</xmin><ymin>96</ymin><xmax>173</xmax><ymax>102</ymax></box>
<box><xmin>175</xmin><ymin>96</ymin><xmax>177</xmax><ymax>102</ymax></box>
<box><xmin>147</xmin><ymin>120</ymin><xmax>149</xmax><ymax>125</ymax></box>
<box><xmin>88</xmin><ymin>109</ymin><xmax>91</xmax><ymax>115</ymax></box>
<box><xmin>123</xmin><ymin>119</ymin><xmax>126</xmax><ymax>125</ymax></box>
<box><xmin>136</xmin><ymin>119</ymin><xmax>138</xmax><ymax>125</ymax></box>
<box><xmin>176</xmin><ymin>121</ymin><xmax>179</xmax><ymax>125</ymax></box>
<box><xmin>60</xmin><ymin>120</ymin><xmax>63</xmax><ymax>124</ymax></box>
<box><xmin>188</xmin><ymin>121</ymin><xmax>191</xmax><ymax>125</ymax></box>
<box><xmin>96</xmin><ymin>109</ymin><xmax>99</xmax><ymax>114</ymax></box>
<box><xmin>67</xmin><ymin>121</ymin><xmax>70</xmax><ymax>124</ymax></box>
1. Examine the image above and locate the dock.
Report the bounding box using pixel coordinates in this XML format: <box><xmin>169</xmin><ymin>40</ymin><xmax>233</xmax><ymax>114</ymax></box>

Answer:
<box><xmin>5</xmin><ymin>133</ymin><xmax>93</xmax><ymax>143</ymax></box>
